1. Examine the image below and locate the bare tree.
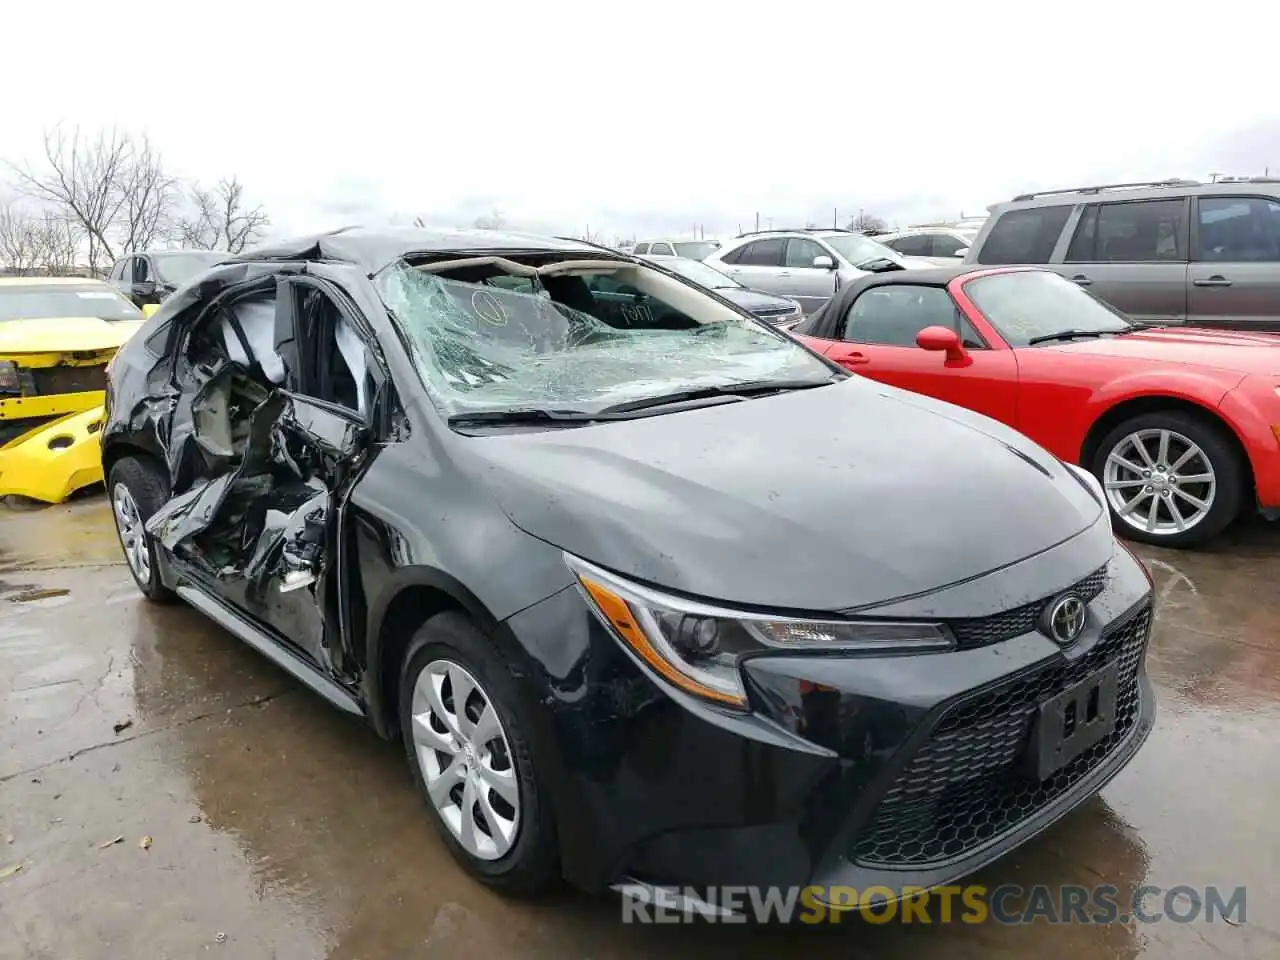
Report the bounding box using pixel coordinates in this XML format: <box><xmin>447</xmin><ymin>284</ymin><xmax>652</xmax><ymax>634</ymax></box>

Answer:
<box><xmin>846</xmin><ymin>211</ymin><xmax>889</xmax><ymax>234</ymax></box>
<box><xmin>6</xmin><ymin>126</ymin><xmax>180</xmax><ymax>272</ymax></box>
<box><xmin>33</xmin><ymin>212</ymin><xmax>81</xmax><ymax>275</ymax></box>
<box><xmin>0</xmin><ymin>198</ymin><xmax>41</xmax><ymax>274</ymax></box>
<box><xmin>0</xmin><ymin>200</ymin><xmax>82</xmax><ymax>276</ymax></box>
<box><xmin>118</xmin><ymin>137</ymin><xmax>179</xmax><ymax>253</ymax></box>
<box><xmin>178</xmin><ymin>177</ymin><xmax>270</xmax><ymax>253</ymax></box>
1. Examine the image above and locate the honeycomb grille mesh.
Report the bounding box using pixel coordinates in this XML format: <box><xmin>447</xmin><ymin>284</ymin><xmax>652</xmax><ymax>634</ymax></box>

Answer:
<box><xmin>851</xmin><ymin>604</ymin><xmax>1151</xmax><ymax>867</ymax></box>
<box><xmin>946</xmin><ymin>566</ymin><xmax>1109</xmax><ymax>649</ymax></box>
<box><xmin>31</xmin><ymin>365</ymin><xmax>108</xmax><ymax>395</ymax></box>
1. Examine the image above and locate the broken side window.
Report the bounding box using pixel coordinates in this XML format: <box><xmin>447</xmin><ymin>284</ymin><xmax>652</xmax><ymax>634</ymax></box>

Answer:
<box><xmin>295</xmin><ymin>286</ymin><xmax>373</xmax><ymax>419</ymax></box>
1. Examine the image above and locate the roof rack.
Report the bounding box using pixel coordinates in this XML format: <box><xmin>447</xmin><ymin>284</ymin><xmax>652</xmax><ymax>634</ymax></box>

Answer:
<box><xmin>1012</xmin><ymin>178</ymin><xmax>1200</xmax><ymax>202</ymax></box>
<box><xmin>1215</xmin><ymin>175</ymin><xmax>1280</xmax><ymax>184</ymax></box>
<box><xmin>734</xmin><ymin>227</ymin><xmax>851</xmax><ymax>239</ymax></box>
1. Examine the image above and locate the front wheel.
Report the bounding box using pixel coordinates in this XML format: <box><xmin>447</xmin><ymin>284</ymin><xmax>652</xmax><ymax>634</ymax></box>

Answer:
<box><xmin>1091</xmin><ymin>411</ymin><xmax>1242</xmax><ymax>548</ymax></box>
<box><xmin>399</xmin><ymin>611</ymin><xmax>559</xmax><ymax>895</ymax></box>
<box><xmin>107</xmin><ymin>456</ymin><xmax>175</xmax><ymax>602</ymax></box>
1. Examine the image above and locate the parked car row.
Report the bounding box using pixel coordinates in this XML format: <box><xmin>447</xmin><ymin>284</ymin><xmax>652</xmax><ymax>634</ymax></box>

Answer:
<box><xmin>702</xmin><ymin>227</ymin><xmax>933</xmax><ymax>314</ymax></box>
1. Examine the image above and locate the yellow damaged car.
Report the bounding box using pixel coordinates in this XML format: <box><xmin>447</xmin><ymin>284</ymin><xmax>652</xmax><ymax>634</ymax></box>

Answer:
<box><xmin>0</xmin><ymin>277</ymin><xmax>153</xmax><ymax>503</ymax></box>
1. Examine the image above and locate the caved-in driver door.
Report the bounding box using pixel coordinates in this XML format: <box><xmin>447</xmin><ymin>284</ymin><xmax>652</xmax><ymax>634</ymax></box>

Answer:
<box><xmin>237</xmin><ymin>392</ymin><xmax>368</xmax><ymax>667</ymax></box>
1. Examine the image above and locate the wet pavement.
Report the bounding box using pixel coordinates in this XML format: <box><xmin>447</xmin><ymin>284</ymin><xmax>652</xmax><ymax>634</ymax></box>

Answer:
<box><xmin>1</xmin><ymin>492</ymin><xmax>1278</xmax><ymax>959</ymax></box>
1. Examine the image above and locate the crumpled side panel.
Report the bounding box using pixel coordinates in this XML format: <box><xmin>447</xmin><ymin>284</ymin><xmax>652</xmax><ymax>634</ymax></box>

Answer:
<box><xmin>146</xmin><ymin>389</ymin><xmax>285</xmax><ymax>551</ymax></box>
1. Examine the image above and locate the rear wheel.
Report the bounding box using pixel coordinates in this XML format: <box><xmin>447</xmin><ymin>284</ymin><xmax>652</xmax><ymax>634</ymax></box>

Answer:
<box><xmin>399</xmin><ymin>611</ymin><xmax>558</xmax><ymax>894</ymax></box>
<box><xmin>107</xmin><ymin>456</ymin><xmax>175</xmax><ymax>602</ymax></box>
<box><xmin>1092</xmin><ymin>411</ymin><xmax>1242</xmax><ymax>548</ymax></box>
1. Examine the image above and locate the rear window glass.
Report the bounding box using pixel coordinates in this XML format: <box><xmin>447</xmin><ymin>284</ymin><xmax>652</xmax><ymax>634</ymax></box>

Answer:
<box><xmin>0</xmin><ymin>284</ymin><xmax>143</xmax><ymax>322</ymax></box>
<box><xmin>976</xmin><ymin>206</ymin><xmax>1072</xmax><ymax>265</ymax></box>
<box><xmin>1068</xmin><ymin>200</ymin><xmax>1185</xmax><ymax>262</ymax></box>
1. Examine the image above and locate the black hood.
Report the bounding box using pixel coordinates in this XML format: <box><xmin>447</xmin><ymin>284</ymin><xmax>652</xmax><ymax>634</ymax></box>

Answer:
<box><xmin>465</xmin><ymin>378</ymin><xmax>1104</xmax><ymax>611</ymax></box>
<box><xmin>716</xmin><ymin>287</ymin><xmax>797</xmax><ymax>316</ymax></box>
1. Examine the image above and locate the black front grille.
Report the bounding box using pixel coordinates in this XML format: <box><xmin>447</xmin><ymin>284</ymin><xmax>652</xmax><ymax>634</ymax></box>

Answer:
<box><xmin>947</xmin><ymin>566</ymin><xmax>1109</xmax><ymax>649</ymax></box>
<box><xmin>851</xmin><ymin>604</ymin><xmax>1151</xmax><ymax>867</ymax></box>
<box><xmin>30</xmin><ymin>365</ymin><xmax>108</xmax><ymax>395</ymax></box>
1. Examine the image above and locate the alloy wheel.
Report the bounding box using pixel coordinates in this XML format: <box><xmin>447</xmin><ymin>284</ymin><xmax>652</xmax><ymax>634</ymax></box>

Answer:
<box><xmin>112</xmin><ymin>482</ymin><xmax>152</xmax><ymax>584</ymax></box>
<box><xmin>410</xmin><ymin>659</ymin><xmax>521</xmax><ymax>861</ymax></box>
<box><xmin>1102</xmin><ymin>428</ymin><xmax>1216</xmax><ymax>537</ymax></box>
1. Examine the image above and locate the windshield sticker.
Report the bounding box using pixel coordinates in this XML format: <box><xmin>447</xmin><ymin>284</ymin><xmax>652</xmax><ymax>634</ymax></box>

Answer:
<box><xmin>470</xmin><ymin>289</ymin><xmax>509</xmax><ymax>326</ymax></box>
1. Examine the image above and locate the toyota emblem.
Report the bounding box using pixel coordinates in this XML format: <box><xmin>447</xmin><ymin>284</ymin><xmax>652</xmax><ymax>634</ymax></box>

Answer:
<box><xmin>1045</xmin><ymin>594</ymin><xmax>1087</xmax><ymax>645</ymax></box>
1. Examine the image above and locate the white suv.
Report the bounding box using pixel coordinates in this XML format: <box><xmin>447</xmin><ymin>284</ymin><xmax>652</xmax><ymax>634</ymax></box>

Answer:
<box><xmin>703</xmin><ymin>229</ymin><xmax>928</xmax><ymax>313</ymax></box>
<box><xmin>878</xmin><ymin>225</ymin><xmax>981</xmax><ymax>266</ymax></box>
<box><xmin>630</xmin><ymin>238</ymin><xmax>721</xmax><ymax>259</ymax></box>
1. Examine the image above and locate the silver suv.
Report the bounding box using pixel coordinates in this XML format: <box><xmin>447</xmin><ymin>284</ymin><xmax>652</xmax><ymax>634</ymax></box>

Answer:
<box><xmin>704</xmin><ymin>228</ymin><xmax>926</xmax><ymax>314</ymax></box>
<box><xmin>630</xmin><ymin>238</ymin><xmax>721</xmax><ymax>259</ymax></box>
<box><xmin>965</xmin><ymin>177</ymin><xmax>1280</xmax><ymax>328</ymax></box>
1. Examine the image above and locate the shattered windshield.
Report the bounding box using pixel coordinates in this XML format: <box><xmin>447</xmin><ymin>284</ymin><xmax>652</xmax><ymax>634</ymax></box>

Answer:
<box><xmin>374</xmin><ymin>260</ymin><xmax>833</xmax><ymax>419</ymax></box>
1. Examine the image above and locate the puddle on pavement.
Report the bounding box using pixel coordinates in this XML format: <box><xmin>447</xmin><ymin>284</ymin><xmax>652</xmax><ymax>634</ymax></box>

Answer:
<box><xmin>0</xmin><ymin>496</ymin><xmax>1278</xmax><ymax>958</ymax></box>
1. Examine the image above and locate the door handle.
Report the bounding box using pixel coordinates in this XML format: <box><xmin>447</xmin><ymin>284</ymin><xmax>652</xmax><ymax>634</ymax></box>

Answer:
<box><xmin>1193</xmin><ymin>276</ymin><xmax>1232</xmax><ymax>287</ymax></box>
<box><xmin>777</xmin><ymin>271</ymin><xmax>792</xmax><ymax>277</ymax></box>
<box><xmin>837</xmin><ymin>352</ymin><xmax>869</xmax><ymax>367</ymax></box>
<box><xmin>1070</xmin><ymin>274</ymin><xmax>1092</xmax><ymax>286</ymax></box>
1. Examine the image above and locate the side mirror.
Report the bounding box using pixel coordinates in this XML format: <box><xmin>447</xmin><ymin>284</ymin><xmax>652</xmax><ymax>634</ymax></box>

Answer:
<box><xmin>812</xmin><ymin>255</ymin><xmax>835</xmax><ymax>270</ymax></box>
<box><xmin>954</xmin><ymin>248</ymin><xmax>969</xmax><ymax>258</ymax></box>
<box><xmin>133</xmin><ymin>280</ymin><xmax>157</xmax><ymax>299</ymax></box>
<box><xmin>916</xmin><ymin>325</ymin><xmax>969</xmax><ymax>363</ymax></box>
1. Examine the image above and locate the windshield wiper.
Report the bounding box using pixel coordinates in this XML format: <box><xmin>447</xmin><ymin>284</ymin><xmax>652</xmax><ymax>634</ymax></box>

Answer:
<box><xmin>597</xmin><ymin>378</ymin><xmax>838</xmax><ymax>415</ymax></box>
<box><xmin>1026</xmin><ymin>329</ymin><xmax>1123</xmax><ymax>346</ymax></box>
<box><xmin>447</xmin><ymin>408</ymin><xmax>624</xmax><ymax>427</ymax></box>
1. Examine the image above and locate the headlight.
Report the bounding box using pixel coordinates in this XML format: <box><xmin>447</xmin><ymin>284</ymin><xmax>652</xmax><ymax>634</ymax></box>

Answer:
<box><xmin>0</xmin><ymin>360</ymin><xmax>19</xmax><ymax>392</ymax></box>
<box><xmin>566</xmin><ymin>554</ymin><xmax>954</xmax><ymax>709</ymax></box>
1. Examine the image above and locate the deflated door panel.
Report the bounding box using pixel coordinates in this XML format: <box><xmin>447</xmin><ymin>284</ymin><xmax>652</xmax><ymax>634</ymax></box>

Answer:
<box><xmin>146</xmin><ymin>361</ymin><xmax>367</xmax><ymax>667</ymax></box>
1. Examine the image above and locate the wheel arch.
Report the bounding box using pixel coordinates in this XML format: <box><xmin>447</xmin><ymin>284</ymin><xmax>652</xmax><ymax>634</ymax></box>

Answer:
<box><xmin>101</xmin><ymin>438</ymin><xmax>166</xmax><ymax>487</ymax></box>
<box><xmin>1079</xmin><ymin>394</ymin><xmax>1255</xmax><ymax>502</ymax></box>
<box><xmin>364</xmin><ymin>567</ymin><xmax>510</xmax><ymax>741</ymax></box>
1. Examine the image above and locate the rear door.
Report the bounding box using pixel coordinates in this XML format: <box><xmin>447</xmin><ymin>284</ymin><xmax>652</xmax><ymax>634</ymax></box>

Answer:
<box><xmin>777</xmin><ymin>237</ymin><xmax>840</xmax><ymax>313</ymax></box>
<box><xmin>817</xmin><ymin>283</ymin><xmax>1019</xmax><ymax>425</ymax></box>
<box><xmin>1058</xmin><ymin>198</ymin><xmax>1189</xmax><ymax>326</ymax></box>
<box><xmin>1188</xmin><ymin>195</ymin><xmax>1280</xmax><ymax>329</ymax></box>
<box><xmin>718</xmin><ymin>238</ymin><xmax>788</xmax><ymax>295</ymax></box>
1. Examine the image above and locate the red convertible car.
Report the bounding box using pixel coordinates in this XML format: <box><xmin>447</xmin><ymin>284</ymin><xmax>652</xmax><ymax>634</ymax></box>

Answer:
<box><xmin>787</xmin><ymin>265</ymin><xmax>1280</xmax><ymax>547</ymax></box>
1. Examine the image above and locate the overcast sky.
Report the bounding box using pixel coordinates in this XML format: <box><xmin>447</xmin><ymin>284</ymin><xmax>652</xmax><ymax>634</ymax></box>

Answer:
<box><xmin>4</xmin><ymin>1</ymin><xmax>1279</xmax><ymax>242</ymax></box>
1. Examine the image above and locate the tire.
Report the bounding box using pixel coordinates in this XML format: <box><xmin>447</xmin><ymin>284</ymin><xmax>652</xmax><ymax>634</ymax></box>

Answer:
<box><xmin>107</xmin><ymin>456</ymin><xmax>175</xmax><ymax>602</ymax></box>
<box><xmin>399</xmin><ymin>611</ymin><xmax>559</xmax><ymax>895</ymax></box>
<box><xmin>1091</xmin><ymin>410</ymin><xmax>1243</xmax><ymax>548</ymax></box>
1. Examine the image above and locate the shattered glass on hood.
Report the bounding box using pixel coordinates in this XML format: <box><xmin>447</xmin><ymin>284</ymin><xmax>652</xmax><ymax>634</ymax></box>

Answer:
<box><xmin>375</xmin><ymin>262</ymin><xmax>831</xmax><ymax>416</ymax></box>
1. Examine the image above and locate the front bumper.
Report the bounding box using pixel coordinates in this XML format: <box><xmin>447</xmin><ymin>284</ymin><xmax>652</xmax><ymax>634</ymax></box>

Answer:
<box><xmin>506</xmin><ymin>541</ymin><xmax>1154</xmax><ymax>896</ymax></box>
<box><xmin>0</xmin><ymin>403</ymin><xmax>106</xmax><ymax>502</ymax></box>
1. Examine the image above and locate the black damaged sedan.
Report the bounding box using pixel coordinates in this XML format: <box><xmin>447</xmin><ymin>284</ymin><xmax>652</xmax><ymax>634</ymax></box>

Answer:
<box><xmin>101</xmin><ymin>226</ymin><xmax>1155</xmax><ymax>904</ymax></box>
